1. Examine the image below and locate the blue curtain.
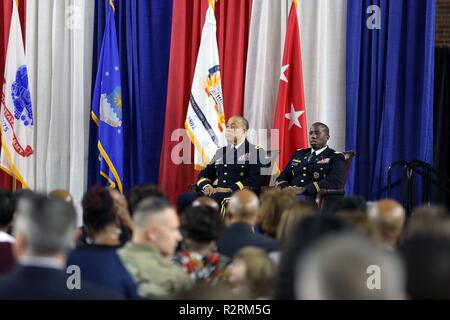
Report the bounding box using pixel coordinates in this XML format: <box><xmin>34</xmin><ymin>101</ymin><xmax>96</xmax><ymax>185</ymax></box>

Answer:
<box><xmin>346</xmin><ymin>0</ymin><xmax>435</xmax><ymax>202</ymax></box>
<box><xmin>89</xmin><ymin>0</ymin><xmax>173</xmax><ymax>192</ymax></box>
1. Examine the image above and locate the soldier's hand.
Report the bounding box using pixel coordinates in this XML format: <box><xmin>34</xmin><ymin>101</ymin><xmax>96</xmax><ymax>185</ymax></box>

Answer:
<box><xmin>288</xmin><ymin>186</ymin><xmax>306</xmax><ymax>195</ymax></box>
<box><xmin>215</xmin><ymin>187</ymin><xmax>232</xmax><ymax>194</ymax></box>
<box><xmin>203</xmin><ymin>185</ymin><xmax>215</xmax><ymax>196</ymax></box>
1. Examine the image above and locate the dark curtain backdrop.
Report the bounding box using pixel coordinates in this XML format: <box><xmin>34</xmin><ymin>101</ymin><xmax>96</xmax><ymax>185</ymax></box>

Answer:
<box><xmin>433</xmin><ymin>47</ymin><xmax>450</xmax><ymax>208</ymax></box>
<box><xmin>346</xmin><ymin>0</ymin><xmax>435</xmax><ymax>203</ymax></box>
<box><xmin>88</xmin><ymin>0</ymin><xmax>173</xmax><ymax>192</ymax></box>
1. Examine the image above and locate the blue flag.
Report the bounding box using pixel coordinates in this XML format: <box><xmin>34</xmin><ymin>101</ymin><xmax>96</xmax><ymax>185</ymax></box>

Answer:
<box><xmin>91</xmin><ymin>2</ymin><xmax>124</xmax><ymax>193</ymax></box>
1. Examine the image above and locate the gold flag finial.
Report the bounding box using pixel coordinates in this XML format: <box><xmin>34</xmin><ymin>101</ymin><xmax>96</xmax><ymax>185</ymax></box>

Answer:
<box><xmin>293</xmin><ymin>0</ymin><xmax>299</xmax><ymax>7</ymax></box>
<box><xmin>109</xmin><ymin>0</ymin><xmax>116</xmax><ymax>12</ymax></box>
<box><xmin>208</xmin><ymin>0</ymin><xmax>218</xmax><ymax>11</ymax></box>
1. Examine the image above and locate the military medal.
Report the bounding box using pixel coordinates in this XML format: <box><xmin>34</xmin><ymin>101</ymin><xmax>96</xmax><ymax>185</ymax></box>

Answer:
<box><xmin>313</xmin><ymin>172</ymin><xmax>320</xmax><ymax>179</ymax></box>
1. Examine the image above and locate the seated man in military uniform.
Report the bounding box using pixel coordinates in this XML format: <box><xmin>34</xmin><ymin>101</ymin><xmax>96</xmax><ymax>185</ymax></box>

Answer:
<box><xmin>276</xmin><ymin>122</ymin><xmax>345</xmax><ymax>202</ymax></box>
<box><xmin>178</xmin><ymin>116</ymin><xmax>269</xmax><ymax>213</ymax></box>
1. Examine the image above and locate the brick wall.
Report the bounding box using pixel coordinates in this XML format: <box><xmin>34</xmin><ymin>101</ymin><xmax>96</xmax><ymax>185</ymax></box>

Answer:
<box><xmin>437</xmin><ymin>0</ymin><xmax>450</xmax><ymax>46</ymax></box>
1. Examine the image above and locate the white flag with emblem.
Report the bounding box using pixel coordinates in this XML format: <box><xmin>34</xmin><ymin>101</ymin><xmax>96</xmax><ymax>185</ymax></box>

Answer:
<box><xmin>185</xmin><ymin>0</ymin><xmax>226</xmax><ymax>171</ymax></box>
<box><xmin>0</xmin><ymin>0</ymin><xmax>35</xmax><ymax>189</ymax></box>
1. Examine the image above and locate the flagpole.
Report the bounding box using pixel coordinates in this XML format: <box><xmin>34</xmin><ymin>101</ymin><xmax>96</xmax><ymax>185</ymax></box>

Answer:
<box><xmin>12</xmin><ymin>177</ymin><xmax>17</xmax><ymax>192</ymax></box>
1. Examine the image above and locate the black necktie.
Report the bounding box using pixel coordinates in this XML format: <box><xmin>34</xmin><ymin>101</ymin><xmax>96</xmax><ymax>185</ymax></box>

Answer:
<box><xmin>308</xmin><ymin>151</ymin><xmax>316</xmax><ymax>162</ymax></box>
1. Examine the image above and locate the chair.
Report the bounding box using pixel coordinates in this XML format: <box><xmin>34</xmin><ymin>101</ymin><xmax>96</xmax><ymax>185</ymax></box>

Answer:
<box><xmin>315</xmin><ymin>151</ymin><xmax>356</xmax><ymax>210</ymax></box>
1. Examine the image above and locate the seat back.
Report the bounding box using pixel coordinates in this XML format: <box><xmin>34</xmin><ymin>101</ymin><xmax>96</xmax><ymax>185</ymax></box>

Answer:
<box><xmin>341</xmin><ymin>151</ymin><xmax>357</xmax><ymax>189</ymax></box>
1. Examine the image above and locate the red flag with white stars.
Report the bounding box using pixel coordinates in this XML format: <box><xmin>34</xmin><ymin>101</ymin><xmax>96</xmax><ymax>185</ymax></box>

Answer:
<box><xmin>273</xmin><ymin>0</ymin><xmax>308</xmax><ymax>170</ymax></box>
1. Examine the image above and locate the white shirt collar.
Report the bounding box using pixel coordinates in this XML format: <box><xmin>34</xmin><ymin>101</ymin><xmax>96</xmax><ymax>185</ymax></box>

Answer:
<box><xmin>312</xmin><ymin>145</ymin><xmax>328</xmax><ymax>156</ymax></box>
<box><xmin>20</xmin><ymin>256</ymin><xmax>64</xmax><ymax>270</ymax></box>
<box><xmin>232</xmin><ymin>139</ymin><xmax>245</xmax><ymax>150</ymax></box>
<box><xmin>0</xmin><ymin>231</ymin><xmax>15</xmax><ymax>243</ymax></box>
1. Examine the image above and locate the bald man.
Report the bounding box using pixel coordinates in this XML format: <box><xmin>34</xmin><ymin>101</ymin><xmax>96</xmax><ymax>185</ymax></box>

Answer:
<box><xmin>48</xmin><ymin>189</ymin><xmax>74</xmax><ymax>205</ymax></box>
<box><xmin>370</xmin><ymin>199</ymin><xmax>406</xmax><ymax>248</ymax></box>
<box><xmin>216</xmin><ymin>190</ymin><xmax>277</xmax><ymax>258</ymax></box>
<box><xmin>178</xmin><ymin>116</ymin><xmax>270</xmax><ymax>213</ymax></box>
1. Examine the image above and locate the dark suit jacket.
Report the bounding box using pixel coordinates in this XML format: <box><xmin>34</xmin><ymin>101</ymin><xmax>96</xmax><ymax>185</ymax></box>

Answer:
<box><xmin>0</xmin><ymin>265</ymin><xmax>124</xmax><ymax>300</ymax></box>
<box><xmin>0</xmin><ymin>242</ymin><xmax>15</xmax><ymax>274</ymax></box>
<box><xmin>217</xmin><ymin>223</ymin><xmax>278</xmax><ymax>258</ymax></box>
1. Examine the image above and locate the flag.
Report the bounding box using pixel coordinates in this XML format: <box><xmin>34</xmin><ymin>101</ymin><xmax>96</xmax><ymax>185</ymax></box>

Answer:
<box><xmin>185</xmin><ymin>0</ymin><xmax>226</xmax><ymax>171</ymax></box>
<box><xmin>273</xmin><ymin>0</ymin><xmax>308</xmax><ymax>170</ymax></box>
<box><xmin>91</xmin><ymin>0</ymin><xmax>124</xmax><ymax>193</ymax></box>
<box><xmin>0</xmin><ymin>0</ymin><xmax>34</xmax><ymax>189</ymax></box>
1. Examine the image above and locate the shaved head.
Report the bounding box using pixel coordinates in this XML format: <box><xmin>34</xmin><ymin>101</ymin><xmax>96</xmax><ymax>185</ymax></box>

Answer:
<box><xmin>228</xmin><ymin>190</ymin><xmax>259</xmax><ymax>222</ymax></box>
<box><xmin>48</xmin><ymin>189</ymin><xmax>74</xmax><ymax>205</ymax></box>
<box><xmin>372</xmin><ymin>199</ymin><xmax>406</xmax><ymax>246</ymax></box>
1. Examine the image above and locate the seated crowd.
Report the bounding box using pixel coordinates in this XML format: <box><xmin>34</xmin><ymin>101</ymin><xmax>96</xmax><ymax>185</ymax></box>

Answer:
<box><xmin>1</xmin><ymin>184</ymin><xmax>450</xmax><ymax>300</ymax></box>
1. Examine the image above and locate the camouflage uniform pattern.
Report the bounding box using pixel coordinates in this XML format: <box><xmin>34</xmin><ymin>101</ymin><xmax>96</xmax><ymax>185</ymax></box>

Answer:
<box><xmin>119</xmin><ymin>243</ymin><xmax>192</xmax><ymax>299</ymax></box>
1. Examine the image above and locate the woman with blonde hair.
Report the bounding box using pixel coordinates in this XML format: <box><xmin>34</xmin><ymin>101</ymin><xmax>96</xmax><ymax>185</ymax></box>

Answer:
<box><xmin>277</xmin><ymin>202</ymin><xmax>318</xmax><ymax>247</ymax></box>
<box><xmin>226</xmin><ymin>247</ymin><xmax>277</xmax><ymax>299</ymax></box>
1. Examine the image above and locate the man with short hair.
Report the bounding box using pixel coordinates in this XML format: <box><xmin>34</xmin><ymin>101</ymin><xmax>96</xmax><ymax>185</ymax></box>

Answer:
<box><xmin>276</xmin><ymin>122</ymin><xmax>345</xmax><ymax>200</ymax></box>
<box><xmin>296</xmin><ymin>232</ymin><xmax>405</xmax><ymax>300</ymax></box>
<box><xmin>178</xmin><ymin>116</ymin><xmax>269</xmax><ymax>213</ymax></box>
<box><xmin>119</xmin><ymin>197</ymin><xmax>191</xmax><ymax>299</ymax></box>
<box><xmin>216</xmin><ymin>190</ymin><xmax>277</xmax><ymax>258</ymax></box>
<box><xmin>0</xmin><ymin>195</ymin><xmax>122</xmax><ymax>299</ymax></box>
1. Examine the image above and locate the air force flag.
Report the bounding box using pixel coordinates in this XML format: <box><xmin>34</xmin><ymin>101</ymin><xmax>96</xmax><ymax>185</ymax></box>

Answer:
<box><xmin>91</xmin><ymin>1</ymin><xmax>124</xmax><ymax>193</ymax></box>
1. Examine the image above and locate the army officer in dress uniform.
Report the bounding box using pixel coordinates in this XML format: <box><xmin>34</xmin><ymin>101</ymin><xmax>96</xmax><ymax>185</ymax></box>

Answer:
<box><xmin>276</xmin><ymin>122</ymin><xmax>345</xmax><ymax>201</ymax></box>
<box><xmin>177</xmin><ymin>116</ymin><xmax>269</xmax><ymax>213</ymax></box>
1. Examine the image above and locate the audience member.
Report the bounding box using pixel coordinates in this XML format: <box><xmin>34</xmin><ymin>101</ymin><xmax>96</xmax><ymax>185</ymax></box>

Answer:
<box><xmin>398</xmin><ymin>234</ymin><xmax>450</xmax><ymax>299</ymax></box>
<box><xmin>192</xmin><ymin>196</ymin><xmax>220</xmax><ymax>211</ymax></box>
<box><xmin>126</xmin><ymin>184</ymin><xmax>168</xmax><ymax>216</ymax></box>
<box><xmin>67</xmin><ymin>187</ymin><xmax>139</xmax><ymax>299</ymax></box>
<box><xmin>48</xmin><ymin>189</ymin><xmax>74</xmax><ymax>205</ymax></box>
<box><xmin>274</xmin><ymin>216</ymin><xmax>350</xmax><ymax>300</ymax></box>
<box><xmin>258</xmin><ymin>188</ymin><xmax>297</xmax><ymax>238</ymax></box>
<box><xmin>217</xmin><ymin>190</ymin><xmax>277</xmax><ymax>259</ymax></box>
<box><xmin>276</xmin><ymin>202</ymin><xmax>318</xmax><ymax>247</ymax></box>
<box><xmin>174</xmin><ymin>205</ymin><xmax>229</xmax><ymax>284</ymax></box>
<box><xmin>296</xmin><ymin>232</ymin><xmax>405</xmax><ymax>299</ymax></box>
<box><xmin>370</xmin><ymin>199</ymin><xmax>406</xmax><ymax>248</ymax></box>
<box><xmin>119</xmin><ymin>197</ymin><xmax>191</xmax><ymax>299</ymax></box>
<box><xmin>402</xmin><ymin>205</ymin><xmax>450</xmax><ymax>241</ymax></box>
<box><xmin>108</xmin><ymin>188</ymin><xmax>134</xmax><ymax>244</ymax></box>
<box><xmin>227</xmin><ymin>247</ymin><xmax>277</xmax><ymax>300</ymax></box>
<box><xmin>0</xmin><ymin>189</ymin><xmax>15</xmax><ymax>274</ymax></box>
<box><xmin>0</xmin><ymin>194</ymin><xmax>122</xmax><ymax>299</ymax></box>
<box><xmin>329</xmin><ymin>197</ymin><xmax>379</xmax><ymax>240</ymax></box>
